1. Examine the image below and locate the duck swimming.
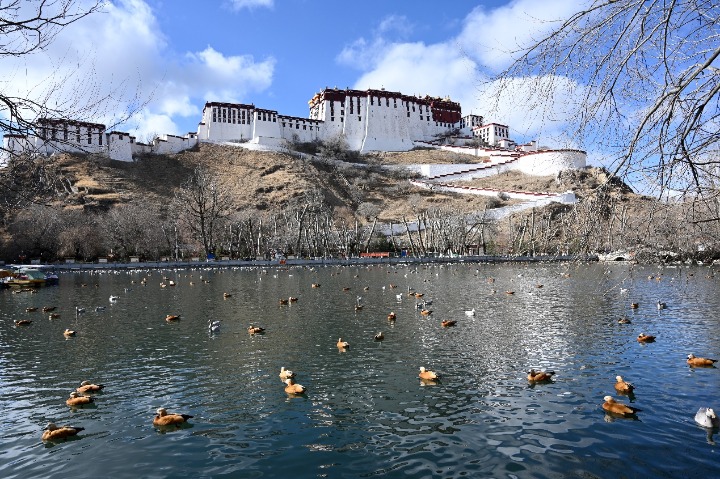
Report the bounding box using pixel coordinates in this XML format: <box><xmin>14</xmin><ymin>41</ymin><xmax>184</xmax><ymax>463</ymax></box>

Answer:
<box><xmin>637</xmin><ymin>333</ymin><xmax>656</xmax><ymax>342</ymax></box>
<box><xmin>77</xmin><ymin>381</ymin><xmax>104</xmax><ymax>393</ymax></box>
<box><xmin>248</xmin><ymin>325</ymin><xmax>265</xmax><ymax>334</ymax></box>
<box><xmin>419</xmin><ymin>367</ymin><xmax>439</xmax><ymax>380</ymax></box>
<box><xmin>614</xmin><ymin>375</ymin><xmax>635</xmax><ymax>393</ymax></box>
<box><xmin>337</xmin><ymin>338</ymin><xmax>349</xmax><ymax>349</ymax></box>
<box><xmin>687</xmin><ymin>354</ymin><xmax>718</xmax><ymax>367</ymax></box>
<box><xmin>441</xmin><ymin>320</ymin><xmax>457</xmax><ymax>327</ymax></box>
<box><xmin>695</xmin><ymin>408</ymin><xmax>719</xmax><ymax>428</ymax></box>
<box><xmin>66</xmin><ymin>392</ymin><xmax>94</xmax><ymax>407</ymax></box>
<box><xmin>527</xmin><ymin>369</ymin><xmax>555</xmax><ymax>382</ymax></box>
<box><xmin>42</xmin><ymin>423</ymin><xmax>84</xmax><ymax>441</ymax></box>
<box><xmin>602</xmin><ymin>396</ymin><xmax>641</xmax><ymax>416</ymax></box>
<box><xmin>153</xmin><ymin>407</ymin><xmax>193</xmax><ymax>427</ymax></box>
<box><xmin>284</xmin><ymin>378</ymin><xmax>306</xmax><ymax>395</ymax></box>
<box><xmin>374</xmin><ymin>332</ymin><xmax>384</xmax><ymax>341</ymax></box>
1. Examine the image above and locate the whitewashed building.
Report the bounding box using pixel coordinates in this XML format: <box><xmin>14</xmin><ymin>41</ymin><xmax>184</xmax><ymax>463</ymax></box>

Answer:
<box><xmin>2</xmin><ymin>87</ymin><xmax>587</xmax><ymax>174</ymax></box>
<box><xmin>2</xmin><ymin>118</ymin><xmax>197</xmax><ymax>163</ymax></box>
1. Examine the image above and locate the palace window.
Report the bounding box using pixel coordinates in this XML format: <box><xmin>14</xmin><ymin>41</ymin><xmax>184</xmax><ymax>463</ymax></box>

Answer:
<box><xmin>231</xmin><ymin>110</ymin><xmax>236</xmax><ymax>124</ymax></box>
<box><xmin>370</xmin><ymin>97</ymin><xmax>374</xmax><ymax>105</ymax></box>
<box><xmin>296</xmin><ymin>124</ymin><xmax>299</xmax><ymax>129</ymax></box>
<box><xmin>303</xmin><ymin>125</ymin><xmax>306</xmax><ymax>130</ymax></box>
<box><xmin>331</xmin><ymin>116</ymin><xmax>334</xmax><ymax>121</ymax></box>
<box><xmin>99</xmin><ymin>133</ymin><xmax>103</xmax><ymax>146</ymax></box>
<box><xmin>76</xmin><ymin>126</ymin><xmax>80</xmax><ymax>142</ymax></box>
<box><xmin>282</xmin><ymin>122</ymin><xmax>286</xmax><ymax>127</ymax></box>
<box><xmin>88</xmin><ymin>129</ymin><xmax>92</xmax><ymax>144</ymax></box>
<box><xmin>358</xmin><ymin>116</ymin><xmax>361</xmax><ymax>121</ymax></box>
<box><xmin>212</xmin><ymin>107</ymin><xmax>217</xmax><ymax>122</ymax></box>
<box><xmin>386</xmin><ymin>98</ymin><xmax>389</xmax><ymax>106</ymax></box>
<box><xmin>222</xmin><ymin>109</ymin><xmax>227</xmax><ymax>122</ymax></box>
<box><xmin>407</xmin><ymin>112</ymin><xmax>410</xmax><ymax>118</ymax></box>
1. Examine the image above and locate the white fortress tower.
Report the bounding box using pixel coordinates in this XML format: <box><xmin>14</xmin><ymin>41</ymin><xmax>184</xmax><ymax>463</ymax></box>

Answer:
<box><xmin>197</xmin><ymin>87</ymin><xmax>467</xmax><ymax>153</ymax></box>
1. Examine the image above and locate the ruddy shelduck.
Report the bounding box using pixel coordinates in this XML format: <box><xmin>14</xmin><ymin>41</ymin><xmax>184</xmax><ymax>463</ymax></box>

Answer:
<box><xmin>419</xmin><ymin>367</ymin><xmax>439</xmax><ymax>380</ymax></box>
<box><xmin>63</xmin><ymin>329</ymin><xmax>76</xmax><ymax>337</ymax></box>
<box><xmin>284</xmin><ymin>378</ymin><xmax>306</xmax><ymax>394</ymax></box>
<box><xmin>614</xmin><ymin>375</ymin><xmax>635</xmax><ymax>393</ymax></box>
<box><xmin>42</xmin><ymin>423</ymin><xmax>84</xmax><ymax>441</ymax></box>
<box><xmin>687</xmin><ymin>354</ymin><xmax>718</xmax><ymax>367</ymax></box>
<box><xmin>374</xmin><ymin>332</ymin><xmax>384</xmax><ymax>341</ymax></box>
<box><xmin>248</xmin><ymin>325</ymin><xmax>265</xmax><ymax>334</ymax></box>
<box><xmin>337</xmin><ymin>338</ymin><xmax>349</xmax><ymax>349</ymax></box>
<box><xmin>14</xmin><ymin>319</ymin><xmax>32</xmax><ymax>326</ymax></box>
<box><xmin>602</xmin><ymin>396</ymin><xmax>641</xmax><ymax>416</ymax></box>
<box><xmin>527</xmin><ymin>369</ymin><xmax>555</xmax><ymax>382</ymax></box>
<box><xmin>66</xmin><ymin>392</ymin><xmax>94</xmax><ymax>406</ymax></box>
<box><xmin>77</xmin><ymin>380</ymin><xmax>104</xmax><ymax>393</ymax></box>
<box><xmin>387</xmin><ymin>312</ymin><xmax>397</xmax><ymax>321</ymax></box>
<box><xmin>441</xmin><ymin>320</ymin><xmax>457</xmax><ymax>327</ymax></box>
<box><xmin>165</xmin><ymin>315</ymin><xmax>180</xmax><ymax>322</ymax></box>
<box><xmin>153</xmin><ymin>407</ymin><xmax>193</xmax><ymax>427</ymax></box>
<box><xmin>637</xmin><ymin>333</ymin><xmax>655</xmax><ymax>343</ymax></box>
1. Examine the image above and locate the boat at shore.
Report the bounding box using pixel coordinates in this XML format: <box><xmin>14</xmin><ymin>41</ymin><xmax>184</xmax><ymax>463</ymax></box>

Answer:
<box><xmin>1</xmin><ymin>268</ymin><xmax>57</xmax><ymax>287</ymax></box>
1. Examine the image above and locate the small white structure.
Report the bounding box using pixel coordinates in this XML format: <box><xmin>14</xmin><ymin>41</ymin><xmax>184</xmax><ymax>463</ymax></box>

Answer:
<box><xmin>2</xmin><ymin>118</ymin><xmax>197</xmax><ymax>163</ymax></box>
<box><xmin>472</xmin><ymin>122</ymin><xmax>510</xmax><ymax>147</ymax></box>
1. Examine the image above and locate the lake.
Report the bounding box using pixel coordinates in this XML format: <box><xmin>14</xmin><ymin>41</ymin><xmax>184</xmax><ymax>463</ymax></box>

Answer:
<box><xmin>0</xmin><ymin>262</ymin><xmax>718</xmax><ymax>478</ymax></box>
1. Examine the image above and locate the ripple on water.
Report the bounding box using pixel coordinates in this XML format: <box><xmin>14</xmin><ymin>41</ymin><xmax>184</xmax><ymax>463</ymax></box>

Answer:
<box><xmin>1</xmin><ymin>264</ymin><xmax>719</xmax><ymax>477</ymax></box>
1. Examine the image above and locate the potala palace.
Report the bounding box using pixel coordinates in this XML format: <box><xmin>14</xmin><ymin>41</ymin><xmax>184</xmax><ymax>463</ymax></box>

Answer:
<box><xmin>2</xmin><ymin>87</ymin><xmax>586</xmax><ymax>175</ymax></box>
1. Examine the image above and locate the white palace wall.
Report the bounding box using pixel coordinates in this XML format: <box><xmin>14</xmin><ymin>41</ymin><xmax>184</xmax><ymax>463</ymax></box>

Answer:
<box><xmin>1</xmin><ymin>88</ymin><xmax>587</xmax><ymax>175</ymax></box>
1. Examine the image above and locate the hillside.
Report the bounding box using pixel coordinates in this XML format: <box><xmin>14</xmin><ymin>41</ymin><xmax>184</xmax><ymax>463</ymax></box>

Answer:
<box><xmin>20</xmin><ymin>143</ymin><xmax>565</xmax><ymax>222</ymax></box>
<box><xmin>3</xmin><ymin>142</ymin><xmax>674</xmax><ymax>263</ymax></box>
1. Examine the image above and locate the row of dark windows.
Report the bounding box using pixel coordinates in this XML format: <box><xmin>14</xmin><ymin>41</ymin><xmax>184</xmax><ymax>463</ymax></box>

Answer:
<box><xmin>42</xmin><ymin>127</ymin><xmax>102</xmax><ymax>145</ymax></box>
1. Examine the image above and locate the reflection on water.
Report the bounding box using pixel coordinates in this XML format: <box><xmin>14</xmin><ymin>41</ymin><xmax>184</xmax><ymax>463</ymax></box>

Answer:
<box><xmin>1</xmin><ymin>263</ymin><xmax>719</xmax><ymax>478</ymax></box>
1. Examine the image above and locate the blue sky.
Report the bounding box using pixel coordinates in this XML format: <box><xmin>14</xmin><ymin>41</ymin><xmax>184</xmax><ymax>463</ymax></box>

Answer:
<box><xmin>4</xmin><ymin>0</ymin><xmax>587</xmax><ymax>146</ymax></box>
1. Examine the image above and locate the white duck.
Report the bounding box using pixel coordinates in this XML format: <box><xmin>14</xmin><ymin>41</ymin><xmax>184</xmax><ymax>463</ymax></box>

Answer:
<box><xmin>465</xmin><ymin>308</ymin><xmax>475</xmax><ymax>316</ymax></box>
<box><xmin>695</xmin><ymin>408</ymin><xmax>719</xmax><ymax>428</ymax></box>
<box><xmin>208</xmin><ymin>320</ymin><xmax>221</xmax><ymax>333</ymax></box>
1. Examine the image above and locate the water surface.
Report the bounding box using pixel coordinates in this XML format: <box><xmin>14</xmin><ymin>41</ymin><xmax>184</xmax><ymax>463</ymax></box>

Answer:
<box><xmin>0</xmin><ymin>262</ymin><xmax>718</xmax><ymax>478</ymax></box>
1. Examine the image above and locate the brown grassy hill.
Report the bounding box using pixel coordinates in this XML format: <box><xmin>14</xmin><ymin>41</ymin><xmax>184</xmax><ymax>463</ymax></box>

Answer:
<box><xmin>5</xmin><ymin>143</ymin><xmax>636</xmax><ymax>225</ymax></box>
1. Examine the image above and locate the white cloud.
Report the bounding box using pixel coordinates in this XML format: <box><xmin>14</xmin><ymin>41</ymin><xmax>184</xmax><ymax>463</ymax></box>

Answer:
<box><xmin>228</xmin><ymin>0</ymin><xmax>273</xmax><ymax>11</ymax></box>
<box><xmin>457</xmin><ymin>0</ymin><xmax>584</xmax><ymax>72</ymax></box>
<box><xmin>336</xmin><ymin>14</ymin><xmax>413</xmax><ymax>70</ymax></box>
<box><xmin>1</xmin><ymin>0</ymin><xmax>275</xmax><ymax>140</ymax></box>
<box><xmin>340</xmin><ymin>0</ymin><xmax>590</xmax><ymax>145</ymax></box>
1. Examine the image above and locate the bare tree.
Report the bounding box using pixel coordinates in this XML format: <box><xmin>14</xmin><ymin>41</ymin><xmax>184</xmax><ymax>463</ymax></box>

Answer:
<box><xmin>2</xmin><ymin>1</ymin><xmax>102</xmax><ymax>143</ymax></box>
<box><xmin>174</xmin><ymin>166</ymin><xmax>233</xmax><ymax>258</ymax></box>
<box><xmin>490</xmin><ymin>1</ymin><xmax>720</xmax><ymax>197</ymax></box>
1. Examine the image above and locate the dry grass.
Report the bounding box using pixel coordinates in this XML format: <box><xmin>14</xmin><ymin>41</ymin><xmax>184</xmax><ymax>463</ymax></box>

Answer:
<box><xmin>29</xmin><ymin>144</ymin><xmax>632</xmax><ymax>225</ymax></box>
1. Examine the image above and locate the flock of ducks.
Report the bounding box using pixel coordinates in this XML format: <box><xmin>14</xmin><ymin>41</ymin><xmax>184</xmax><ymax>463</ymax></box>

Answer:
<box><xmin>42</xmin><ymin>379</ymin><xmax>194</xmax><ymax>442</ymax></box>
<box><xmin>17</xmin><ymin>266</ymin><xmax>720</xmax><ymax>445</ymax></box>
<box><xmin>597</xmin><ymin>301</ymin><xmax>718</xmax><ymax>428</ymax></box>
